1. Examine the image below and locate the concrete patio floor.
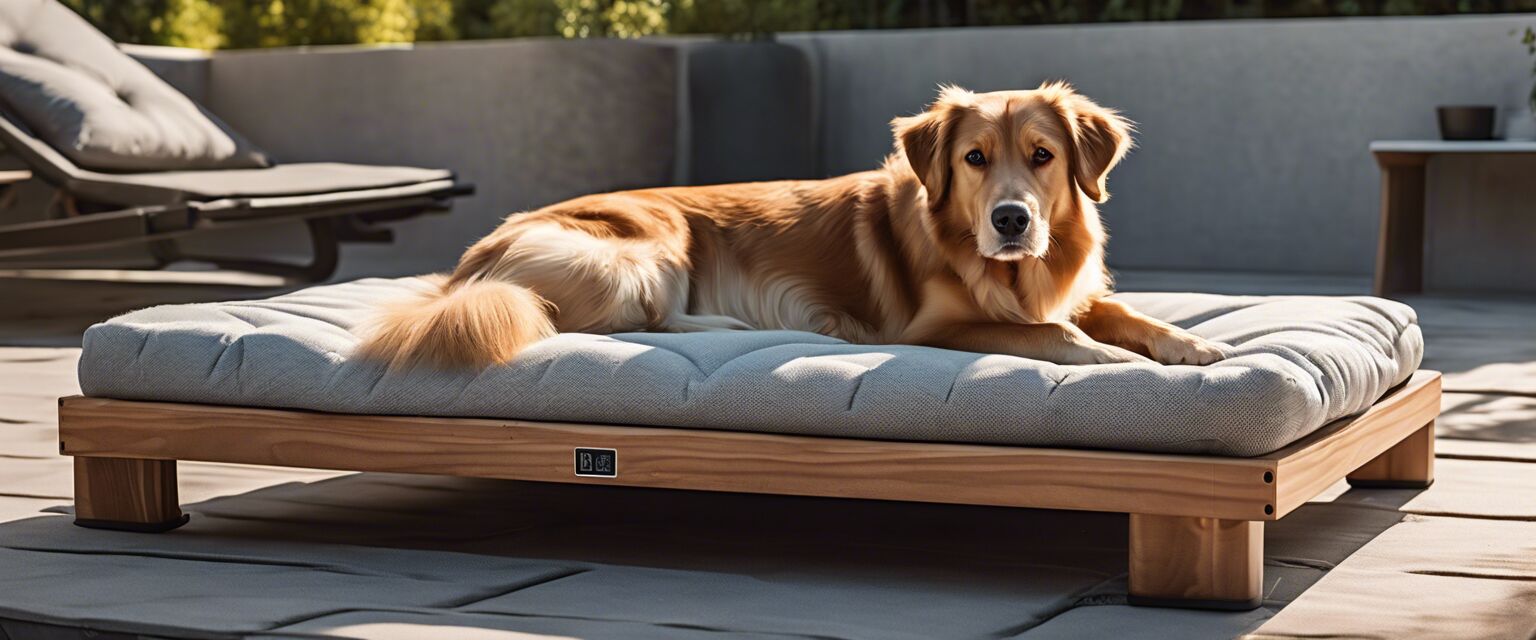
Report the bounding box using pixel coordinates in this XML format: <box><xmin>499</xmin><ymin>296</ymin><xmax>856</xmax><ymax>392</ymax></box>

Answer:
<box><xmin>0</xmin><ymin>270</ymin><xmax>1532</xmax><ymax>639</ymax></box>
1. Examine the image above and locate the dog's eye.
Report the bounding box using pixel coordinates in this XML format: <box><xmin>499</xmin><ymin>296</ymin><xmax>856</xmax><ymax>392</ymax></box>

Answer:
<box><xmin>1032</xmin><ymin>147</ymin><xmax>1053</xmax><ymax>166</ymax></box>
<box><xmin>964</xmin><ymin>150</ymin><xmax>986</xmax><ymax>166</ymax></box>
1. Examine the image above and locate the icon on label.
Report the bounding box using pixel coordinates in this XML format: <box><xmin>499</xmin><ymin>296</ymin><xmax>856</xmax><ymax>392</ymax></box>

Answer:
<box><xmin>574</xmin><ymin>448</ymin><xmax>617</xmax><ymax>477</ymax></box>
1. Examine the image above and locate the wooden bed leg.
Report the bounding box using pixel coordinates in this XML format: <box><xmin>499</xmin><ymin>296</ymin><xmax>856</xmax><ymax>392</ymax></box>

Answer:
<box><xmin>73</xmin><ymin>457</ymin><xmax>189</xmax><ymax>533</ymax></box>
<box><xmin>1128</xmin><ymin>514</ymin><xmax>1263</xmax><ymax>610</ymax></box>
<box><xmin>1347</xmin><ymin>421</ymin><xmax>1435</xmax><ymax>489</ymax></box>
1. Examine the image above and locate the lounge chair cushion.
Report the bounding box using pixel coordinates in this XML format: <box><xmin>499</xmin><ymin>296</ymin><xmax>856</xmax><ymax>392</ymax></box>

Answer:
<box><xmin>77</xmin><ymin>278</ymin><xmax>1423</xmax><ymax>457</ymax></box>
<box><xmin>91</xmin><ymin>162</ymin><xmax>455</xmax><ymax>204</ymax></box>
<box><xmin>0</xmin><ymin>0</ymin><xmax>270</xmax><ymax>172</ymax></box>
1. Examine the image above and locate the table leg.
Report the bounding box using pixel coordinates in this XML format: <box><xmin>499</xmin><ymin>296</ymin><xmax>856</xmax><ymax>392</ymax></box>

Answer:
<box><xmin>1374</xmin><ymin>157</ymin><xmax>1427</xmax><ymax>297</ymax></box>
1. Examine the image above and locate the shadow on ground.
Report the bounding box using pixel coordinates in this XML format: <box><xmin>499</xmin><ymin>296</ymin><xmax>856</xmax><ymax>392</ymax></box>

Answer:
<box><xmin>0</xmin><ymin>471</ymin><xmax>1431</xmax><ymax>639</ymax></box>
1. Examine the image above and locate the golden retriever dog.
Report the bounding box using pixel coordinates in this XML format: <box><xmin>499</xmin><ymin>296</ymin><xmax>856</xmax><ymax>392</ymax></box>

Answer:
<box><xmin>362</xmin><ymin>82</ymin><xmax>1226</xmax><ymax>370</ymax></box>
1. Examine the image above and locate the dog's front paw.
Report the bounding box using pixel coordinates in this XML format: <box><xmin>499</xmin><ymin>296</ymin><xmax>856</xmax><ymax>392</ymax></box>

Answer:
<box><xmin>1147</xmin><ymin>332</ymin><xmax>1227</xmax><ymax>366</ymax></box>
<box><xmin>1064</xmin><ymin>342</ymin><xmax>1153</xmax><ymax>365</ymax></box>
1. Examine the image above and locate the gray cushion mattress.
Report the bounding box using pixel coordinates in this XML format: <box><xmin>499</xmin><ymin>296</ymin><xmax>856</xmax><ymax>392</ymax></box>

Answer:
<box><xmin>77</xmin><ymin>278</ymin><xmax>1423</xmax><ymax>457</ymax></box>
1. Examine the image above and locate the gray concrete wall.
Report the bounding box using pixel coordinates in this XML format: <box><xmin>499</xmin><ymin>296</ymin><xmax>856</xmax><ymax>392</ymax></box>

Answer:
<box><xmin>781</xmin><ymin>15</ymin><xmax>1536</xmax><ymax>278</ymax></box>
<box><xmin>205</xmin><ymin>39</ymin><xmax>681</xmax><ymax>277</ymax></box>
<box><xmin>123</xmin><ymin>44</ymin><xmax>211</xmax><ymax>104</ymax></box>
<box><xmin>677</xmin><ymin>40</ymin><xmax>818</xmax><ymax>185</ymax></box>
<box><xmin>177</xmin><ymin>38</ymin><xmax>822</xmax><ymax>278</ymax></box>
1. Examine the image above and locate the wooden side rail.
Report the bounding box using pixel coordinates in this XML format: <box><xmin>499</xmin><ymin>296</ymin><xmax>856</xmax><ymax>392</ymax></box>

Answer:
<box><xmin>57</xmin><ymin>399</ymin><xmax>1281</xmax><ymax>521</ymax></box>
<box><xmin>57</xmin><ymin>371</ymin><xmax>1441</xmax><ymax>610</ymax></box>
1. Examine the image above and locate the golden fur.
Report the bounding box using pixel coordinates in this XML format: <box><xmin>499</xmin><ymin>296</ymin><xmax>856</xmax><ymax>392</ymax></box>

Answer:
<box><xmin>361</xmin><ymin>82</ymin><xmax>1225</xmax><ymax>370</ymax></box>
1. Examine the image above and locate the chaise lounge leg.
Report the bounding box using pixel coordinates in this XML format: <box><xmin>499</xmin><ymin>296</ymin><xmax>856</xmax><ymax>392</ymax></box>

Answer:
<box><xmin>1128</xmin><ymin>514</ymin><xmax>1263</xmax><ymax>610</ymax></box>
<box><xmin>73</xmin><ymin>457</ymin><xmax>189</xmax><ymax>532</ymax></box>
<box><xmin>1347</xmin><ymin>421</ymin><xmax>1435</xmax><ymax>489</ymax></box>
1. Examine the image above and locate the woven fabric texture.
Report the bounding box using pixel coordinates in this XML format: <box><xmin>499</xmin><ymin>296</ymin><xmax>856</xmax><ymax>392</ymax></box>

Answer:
<box><xmin>78</xmin><ymin>277</ymin><xmax>1422</xmax><ymax>456</ymax></box>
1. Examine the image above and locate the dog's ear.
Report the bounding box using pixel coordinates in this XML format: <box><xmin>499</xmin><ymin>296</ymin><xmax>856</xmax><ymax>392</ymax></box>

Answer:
<box><xmin>892</xmin><ymin>111</ymin><xmax>947</xmax><ymax>205</ymax></box>
<box><xmin>892</xmin><ymin>87</ymin><xmax>970</xmax><ymax>209</ymax></box>
<box><xmin>1062</xmin><ymin>92</ymin><xmax>1134</xmax><ymax>203</ymax></box>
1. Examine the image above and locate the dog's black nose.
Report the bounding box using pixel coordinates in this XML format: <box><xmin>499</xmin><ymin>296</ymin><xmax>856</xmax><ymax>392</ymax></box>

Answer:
<box><xmin>990</xmin><ymin>203</ymin><xmax>1031</xmax><ymax>237</ymax></box>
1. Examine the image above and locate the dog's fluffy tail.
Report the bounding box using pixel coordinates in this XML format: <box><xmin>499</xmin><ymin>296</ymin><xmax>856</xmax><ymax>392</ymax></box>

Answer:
<box><xmin>359</xmin><ymin>278</ymin><xmax>556</xmax><ymax>370</ymax></box>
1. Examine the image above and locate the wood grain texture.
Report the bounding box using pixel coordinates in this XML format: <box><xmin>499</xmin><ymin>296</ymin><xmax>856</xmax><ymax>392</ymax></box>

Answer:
<box><xmin>59</xmin><ymin>396</ymin><xmax>1274</xmax><ymax>520</ymax></box>
<box><xmin>1347</xmin><ymin>422</ymin><xmax>1434</xmax><ymax>488</ymax></box>
<box><xmin>57</xmin><ymin>369</ymin><xmax>1440</xmax><ymax>524</ymax></box>
<box><xmin>1128</xmin><ymin>514</ymin><xmax>1263</xmax><ymax>609</ymax></box>
<box><xmin>1268</xmin><ymin>371</ymin><xmax>1441</xmax><ymax>517</ymax></box>
<box><xmin>1372</xmin><ymin>152</ymin><xmax>1427</xmax><ymax>297</ymax></box>
<box><xmin>74</xmin><ymin>457</ymin><xmax>184</xmax><ymax>528</ymax></box>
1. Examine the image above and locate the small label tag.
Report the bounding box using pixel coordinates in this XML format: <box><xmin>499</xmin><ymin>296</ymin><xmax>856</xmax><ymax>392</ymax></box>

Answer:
<box><xmin>574</xmin><ymin>448</ymin><xmax>617</xmax><ymax>478</ymax></box>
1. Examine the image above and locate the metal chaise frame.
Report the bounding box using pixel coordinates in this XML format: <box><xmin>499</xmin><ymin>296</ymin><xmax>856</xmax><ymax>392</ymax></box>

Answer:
<box><xmin>0</xmin><ymin>112</ymin><xmax>472</xmax><ymax>283</ymax></box>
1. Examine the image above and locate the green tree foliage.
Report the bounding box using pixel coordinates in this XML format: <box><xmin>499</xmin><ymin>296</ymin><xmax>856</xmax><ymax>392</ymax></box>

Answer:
<box><xmin>64</xmin><ymin>0</ymin><xmax>454</xmax><ymax>48</ymax></box>
<box><xmin>64</xmin><ymin>0</ymin><xmax>224</xmax><ymax>47</ymax></box>
<box><xmin>62</xmin><ymin>0</ymin><xmax>1536</xmax><ymax>49</ymax></box>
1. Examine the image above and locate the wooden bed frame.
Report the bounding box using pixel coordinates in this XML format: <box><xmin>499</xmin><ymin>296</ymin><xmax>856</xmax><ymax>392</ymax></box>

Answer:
<box><xmin>56</xmin><ymin>370</ymin><xmax>1441</xmax><ymax>611</ymax></box>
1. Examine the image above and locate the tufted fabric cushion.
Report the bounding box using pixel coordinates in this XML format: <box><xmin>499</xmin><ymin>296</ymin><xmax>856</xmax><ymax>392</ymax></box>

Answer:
<box><xmin>78</xmin><ymin>278</ymin><xmax>1424</xmax><ymax>457</ymax></box>
<box><xmin>0</xmin><ymin>0</ymin><xmax>269</xmax><ymax>172</ymax></box>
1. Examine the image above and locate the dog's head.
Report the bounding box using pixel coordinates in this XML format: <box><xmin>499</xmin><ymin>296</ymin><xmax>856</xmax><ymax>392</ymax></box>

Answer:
<box><xmin>892</xmin><ymin>82</ymin><xmax>1133</xmax><ymax>261</ymax></box>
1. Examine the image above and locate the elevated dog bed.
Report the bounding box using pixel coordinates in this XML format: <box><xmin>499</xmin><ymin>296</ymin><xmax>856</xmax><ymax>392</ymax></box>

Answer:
<box><xmin>59</xmin><ymin>278</ymin><xmax>1440</xmax><ymax>610</ymax></box>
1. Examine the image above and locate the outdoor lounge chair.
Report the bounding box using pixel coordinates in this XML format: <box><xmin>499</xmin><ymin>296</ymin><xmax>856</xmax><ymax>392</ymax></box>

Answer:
<box><xmin>57</xmin><ymin>278</ymin><xmax>1440</xmax><ymax>611</ymax></box>
<box><xmin>0</xmin><ymin>0</ymin><xmax>471</xmax><ymax>281</ymax></box>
